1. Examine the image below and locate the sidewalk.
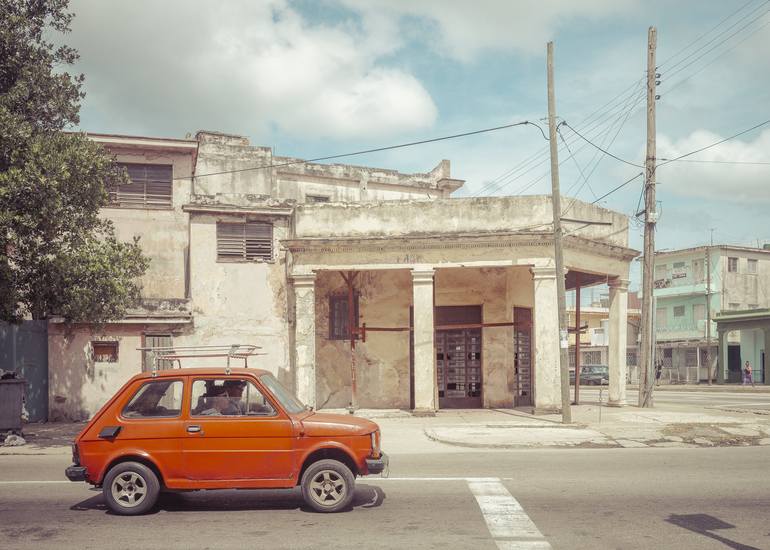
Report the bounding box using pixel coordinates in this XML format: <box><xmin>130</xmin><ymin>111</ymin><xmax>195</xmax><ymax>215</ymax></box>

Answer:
<box><xmin>4</xmin><ymin>399</ymin><xmax>770</xmax><ymax>457</ymax></box>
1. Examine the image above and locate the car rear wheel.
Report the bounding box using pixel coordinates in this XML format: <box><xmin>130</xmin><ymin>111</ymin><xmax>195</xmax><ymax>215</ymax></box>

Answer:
<box><xmin>103</xmin><ymin>461</ymin><xmax>160</xmax><ymax>516</ymax></box>
<box><xmin>300</xmin><ymin>459</ymin><xmax>355</xmax><ymax>513</ymax></box>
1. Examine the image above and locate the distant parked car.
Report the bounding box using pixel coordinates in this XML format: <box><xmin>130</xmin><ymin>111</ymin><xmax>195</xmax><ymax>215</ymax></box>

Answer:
<box><xmin>570</xmin><ymin>365</ymin><xmax>609</xmax><ymax>386</ymax></box>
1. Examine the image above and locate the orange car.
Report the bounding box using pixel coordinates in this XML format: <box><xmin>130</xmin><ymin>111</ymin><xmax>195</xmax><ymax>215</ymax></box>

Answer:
<box><xmin>65</xmin><ymin>367</ymin><xmax>387</xmax><ymax>515</ymax></box>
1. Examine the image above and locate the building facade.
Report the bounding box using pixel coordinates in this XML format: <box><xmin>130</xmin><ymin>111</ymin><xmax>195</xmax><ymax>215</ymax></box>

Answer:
<box><xmin>652</xmin><ymin>245</ymin><xmax>770</xmax><ymax>384</ymax></box>
<box><xmin>48</xmin><ymin>131</ymin><xmax>636</xmax><ymax>420</ymax></box>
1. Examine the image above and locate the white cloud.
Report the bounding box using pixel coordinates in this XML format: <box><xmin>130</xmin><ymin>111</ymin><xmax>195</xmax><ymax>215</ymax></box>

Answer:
<box><xmin>657</xmin><ymin>128</ymin><xmax>770</xmax><ymax>203</ymax></box>
<box><xmin>68</xmin><ymin>0</ymin><xmax>436</xmax><ymax>140</ymax></box>
<box><xmin>341</xmin><ymin>0</ymin><xmax>639</xmax><ymax>62</ymax></box>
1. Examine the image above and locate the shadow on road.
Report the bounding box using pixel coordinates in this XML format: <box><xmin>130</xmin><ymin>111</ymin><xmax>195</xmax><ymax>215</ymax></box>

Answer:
<box><xmin>70</xmin><ymin>484</ymin><xmax>385</xmax><ymax>514</ymax></box>
<box><xmin>666</xmin><ymin>513</ymin><xmax>761</xmax><ymax>550</ymax></box>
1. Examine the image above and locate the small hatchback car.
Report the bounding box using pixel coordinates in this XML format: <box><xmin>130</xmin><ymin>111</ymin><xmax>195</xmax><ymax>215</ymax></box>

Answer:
<box><xmin>65</xmin><ymin>367</ymin><xmax>387</xmax><ymax>515</ymax></box>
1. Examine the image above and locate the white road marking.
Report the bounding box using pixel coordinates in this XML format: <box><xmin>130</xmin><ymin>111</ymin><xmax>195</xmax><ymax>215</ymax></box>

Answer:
<box><xmin>0</xmin><ymin>480</ymin><xmax>72</xmax><ymax>484</ymax></box>
<box><xmin>370</xmin><ymin>476</ymin><xmax>506</xmax><ymax>482</ymax></box>
<box><xmin>468</xmin><ymin>478</ymin><xmax>552</xmax><ymax>550</ymax></box>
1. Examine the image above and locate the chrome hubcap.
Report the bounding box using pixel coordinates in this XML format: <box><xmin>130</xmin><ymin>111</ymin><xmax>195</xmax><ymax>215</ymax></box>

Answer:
<box><xmin>111</xmin><ymin>472</ymin><xmax>147</xmax><ymax>508</ymax></box>
<box><xmin>309</xmin><ymin>470</ymin><xmax>346</xmax><ymax>507</ymax></box>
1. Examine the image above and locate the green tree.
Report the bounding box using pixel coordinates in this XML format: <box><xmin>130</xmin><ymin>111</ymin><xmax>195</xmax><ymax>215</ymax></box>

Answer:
<box><xmin>0</xmin><ymin>0</ymin><xmax>148</xmax><ymax>322</ymax></box>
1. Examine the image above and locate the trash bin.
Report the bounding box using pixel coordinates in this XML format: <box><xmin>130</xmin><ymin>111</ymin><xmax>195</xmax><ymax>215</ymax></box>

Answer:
<box><xmin>0</xmin><ymin>379</ymin><xmax>27</xmax><ymax>433</ymax></box>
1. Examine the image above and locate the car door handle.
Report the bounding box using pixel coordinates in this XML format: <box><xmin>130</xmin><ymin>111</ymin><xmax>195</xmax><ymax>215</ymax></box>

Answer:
<box><xmin>187</xmin><ymin>425</ymin><xmax>203</xmax><ymax>434</ymax></box>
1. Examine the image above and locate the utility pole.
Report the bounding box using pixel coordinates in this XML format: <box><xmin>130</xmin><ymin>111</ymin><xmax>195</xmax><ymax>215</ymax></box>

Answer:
<box><xmin>639</xmin><ymin>27</ymin><xmax>658</xmax><ymax>408</ymax></box>
<box><xmin>706</xmin><ymin>245</ymin><xmax>712</xmax><ymax>385</ymax></box>
<box><xmin>547</xmin><ymin>41</ymin><xmax>572</xmax><ymax>424</ymax></box>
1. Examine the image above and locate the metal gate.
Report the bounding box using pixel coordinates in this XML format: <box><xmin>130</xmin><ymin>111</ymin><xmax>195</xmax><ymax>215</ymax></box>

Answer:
<box><xmin>436</xmin><ymin>306</ymin><xmax>482</xmax><ymax>408</ymax></box>
<box><xmin>0</xmin><ymin>321</ymin><xmax>48</xmax><ymax>422</ymax></box>
<box><xmin>513</xmin><ymin>307</ymin><xmax>533</xmax><ymax>407</ymax></box>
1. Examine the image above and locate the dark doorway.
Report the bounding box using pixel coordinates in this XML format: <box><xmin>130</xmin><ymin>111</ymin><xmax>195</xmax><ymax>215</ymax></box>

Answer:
<box><xmin>435</xmin><ymin>306</ymin><xmax>482</xmax><ymax>408</ymax></box>
<box><xmin>727</xmin><ymin>344</ymin><xmax>741</xmax><ymax>383</ymax></box>
<box><xmin>513</xmin><ymin>307</ymin><xmax>533</xmax><ymax>407</ymax></box>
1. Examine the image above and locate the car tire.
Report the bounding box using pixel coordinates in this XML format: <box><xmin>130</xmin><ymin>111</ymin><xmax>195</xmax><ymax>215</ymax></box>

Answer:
<box><xmin>103</xmin><ymin>461</ymin><xmax>160</xmax><ymax>516</ymax></box>
<box><xmin>300</xmin><ymin>459</ymin><xmax>355</xmax><ymax>513</ymax></box>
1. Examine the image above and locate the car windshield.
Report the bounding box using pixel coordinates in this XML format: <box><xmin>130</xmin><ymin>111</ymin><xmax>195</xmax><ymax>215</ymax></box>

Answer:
<box><xmin>259</xmin><ymin>373</ymin><xmax>306</xmax><ymax>414</ymax></box>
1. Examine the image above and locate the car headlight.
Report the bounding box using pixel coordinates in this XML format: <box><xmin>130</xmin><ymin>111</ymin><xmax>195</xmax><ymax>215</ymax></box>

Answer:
<box><xmin>370</xmin><ymin>430</ymin><xmax>381</xmax><ymax>457</ymax></box>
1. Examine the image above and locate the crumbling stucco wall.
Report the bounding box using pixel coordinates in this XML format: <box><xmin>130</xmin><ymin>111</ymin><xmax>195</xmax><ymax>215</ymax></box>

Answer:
<box><xmin>48</xmin><ymin>325</ymin><xmax>143</xmax><ymax>421</ymax></box>
<box><xmin>314</xmin><ymin>269</ymin><xmax>412</xmax><ymax>409</ymax></box>
<box><xmin>294</xmin><ymin>196</ymin><xmax>628</xmax><ymax>248</ymax></box>
<box><xmin>312</xmin><ymin>266</ymin><xmax>535</xmax><ymax>410</ymax></box>
<box><xmin>184</xmin><ymin>213</ymin><xmax>292</xmax><ymax>387</ymax></box>
<box><xmin>103</xmin><ymin>148</ymin><xmax>193</xmax><ymax>299</ymax></box>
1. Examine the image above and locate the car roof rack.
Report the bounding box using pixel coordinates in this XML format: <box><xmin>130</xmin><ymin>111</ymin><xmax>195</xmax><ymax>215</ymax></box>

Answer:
<box><xmin>136</xmin><ymin>344</ymin><xmax>263</xmax><ymax>377</ymax></box>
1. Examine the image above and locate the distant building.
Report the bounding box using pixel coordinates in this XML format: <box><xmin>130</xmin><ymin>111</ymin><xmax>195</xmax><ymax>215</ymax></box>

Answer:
<box><xmin>652</xmin><ymin>245</ymin><xmax>770</xmax><ymax>384</ymax></box>
<box><xmin>567</xmin><ymin>291</ymin><xmax>641</xmax><ymax>379</ymax></box>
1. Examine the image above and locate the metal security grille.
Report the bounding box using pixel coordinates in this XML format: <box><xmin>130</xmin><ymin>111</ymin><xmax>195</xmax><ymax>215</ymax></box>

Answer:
<box><xmin>111</xmin><ymin>163</ymin><xmax>173</xmax><ymax>208</ymax></box>
<box><xmin>216</xmin><ymin>222</ymin><xmax>273</xmax><ymax>262</ymax></box>
<box><xmin>513</xmin><ymin>307</ymin><xmax>532</xmax><ymax>407</ymax></box>
<box><xmin>436</xmin><ymin>329</ymin><xmax>482</xmax><ymax>408</ymax></box>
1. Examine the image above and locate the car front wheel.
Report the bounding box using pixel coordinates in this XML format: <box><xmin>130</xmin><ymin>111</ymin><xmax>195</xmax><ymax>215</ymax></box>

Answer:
<box><xmin>300</xmin><ymin>459</ymin><xmax>355</xmax><ymax>513</ymax></box>
<box><xmin>103</xmin><ymin>461</ymin><xmax>160</xmax><ymax>516</ymax></box>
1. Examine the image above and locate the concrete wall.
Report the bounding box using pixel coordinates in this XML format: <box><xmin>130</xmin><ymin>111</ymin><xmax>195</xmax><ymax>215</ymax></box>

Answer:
<box><xmin>48</xmin><ymin>324</ymin><xmax>146</xmax><ymax>421</ymax></box>
<box><xmin>183</xmin><ymin>213</ymin><xmax>292</xmax><ymax>387</ymax></box>
<box><xmin>103</xmin><ymin>147</ymin><xmax>194</xmax><ymax>299</ymax></box>
<box><xmin>294</xmin><ymin>196</ymin><xmax>628</xmax><ymax>248</ymax></box>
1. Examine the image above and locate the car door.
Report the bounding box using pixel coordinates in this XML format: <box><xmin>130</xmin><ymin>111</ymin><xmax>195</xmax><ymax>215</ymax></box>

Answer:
<box><xmin>118</xmin><ymin>377</ymin><xmax>187</xmax><ymax>481</ymax></box>
<box><xmin>182</xmin><ymin>377</ymin><xmax>295</xmax><ymax>481</ymax></box>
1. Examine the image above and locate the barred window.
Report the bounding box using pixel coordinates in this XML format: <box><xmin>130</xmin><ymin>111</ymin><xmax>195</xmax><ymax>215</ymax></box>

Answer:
<box><xmin>216</xmin><ymin>222</ymin><xmax>273</xmax><ymax>262</ymax></box>
<box><xmin>111</xmin><ymin>163</ymin><xmax>173</xmax><ymax>208</ymax></box>
<box><xmin>92</xmin><ymin>341</ymin><xmax>118</xmax><ymax>362</ymax></box>
<box><xmin>329</xmin><ymin>294</ymin><xmax>359</xmax><ymax>340</ymax></box>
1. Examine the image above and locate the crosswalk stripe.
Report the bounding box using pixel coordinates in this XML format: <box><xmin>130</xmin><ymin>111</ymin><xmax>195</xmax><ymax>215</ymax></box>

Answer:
<box><xmin>468</xmin><ymin>478</ymin><xmax>552</xmax><ymax>550</ymax></box>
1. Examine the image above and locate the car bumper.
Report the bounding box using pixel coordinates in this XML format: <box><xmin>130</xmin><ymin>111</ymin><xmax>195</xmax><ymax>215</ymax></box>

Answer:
<box><xmin>365</xmin><ymin>452</ymin><xmax>389</xmax><ymax>475</ymax></box>
<box><xmin>65</xmin><ymin>465</ymin><xmax>87</xmax><ymax>482</ymax></box>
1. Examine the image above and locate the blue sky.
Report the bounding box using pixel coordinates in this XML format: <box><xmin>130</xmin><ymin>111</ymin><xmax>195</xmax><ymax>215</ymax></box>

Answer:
<box><xmin>65</xmin><ymin>0</ymin><xmax>770</xmax><ymax>291</ymax></box>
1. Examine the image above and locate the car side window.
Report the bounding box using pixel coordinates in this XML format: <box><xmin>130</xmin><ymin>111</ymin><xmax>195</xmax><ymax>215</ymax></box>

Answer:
<box><xmin>122</xmin><ymin>380</ymin><xmax>183</xmax><ymax>418</ymax></box>
<box><xmin>190</xmin><ymin>379</ymin><xmax>276</xmax><ymax>417</ymax></box>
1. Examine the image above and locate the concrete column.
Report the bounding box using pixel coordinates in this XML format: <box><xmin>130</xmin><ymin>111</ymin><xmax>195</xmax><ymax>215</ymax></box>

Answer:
<box><xmin>717</xmin><ymin>329</ymin><xmax>727</xmax><ymax>384</ymax></box>
<box><xmin>608</xmin><ymin>278</ymin><xmax>629</xmax><ymax>406</ymax></box>
<box><xmin>292</xmin><ymin>273</ymin><xmax>317</xmax><ymax>408</ymax></box>
<box><xmin>412</xmin><ymin>269</ymin><xmax>436</xmax><ymax>412</ymax></box>
<box><xmin>532</xmin><ymin>266</ymin><xmax>560</xmax><ymax>413</ymax></box>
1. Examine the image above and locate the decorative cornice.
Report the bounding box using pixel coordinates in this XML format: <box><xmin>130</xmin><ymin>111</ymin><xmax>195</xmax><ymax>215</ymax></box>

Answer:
<box><xmin>608</xmin><ymin>278</ymin><xmax>631</xmax><ymax>290</ymax></box>
<box><xmin>291</xmin><ymin>273</ymin><xmax>317</xmax><ymax>288</ymax></box>
<box><xmin>411</xmin><ymin>269</ymin><xmax>435</xmax><ymax>284</ymax></box>
<box><xmin>183</xmin><ymin>204</ymin><xmax>293</xmax><ymax>217</ymax></box>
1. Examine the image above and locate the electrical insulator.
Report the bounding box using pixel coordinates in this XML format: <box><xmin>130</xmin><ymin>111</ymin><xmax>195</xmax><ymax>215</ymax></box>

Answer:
<box><xmin>655</xmin><ymin>95</ymin><xmax>661</xmax><ymax>100</ymax></box>
<box><xmin>656</xmin><ymin>80</ymin><xmax>661</xmax><ymax>85</ymax></box>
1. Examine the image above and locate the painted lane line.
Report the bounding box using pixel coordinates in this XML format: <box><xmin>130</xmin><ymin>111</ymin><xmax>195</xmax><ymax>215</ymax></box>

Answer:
<box><xmin>0</xmin><ymin>480</ymin><xmax>72</xmax><ymax>484</ymax></box>
<box><xmin>468</xmin><ymin>478</ymin><xmax>552</xmax><ymax>550</ymax></box>
<box><xmin>369</xmin><ymin>476</ymin><xmax>506</xmax><ymax>482</ymax></box>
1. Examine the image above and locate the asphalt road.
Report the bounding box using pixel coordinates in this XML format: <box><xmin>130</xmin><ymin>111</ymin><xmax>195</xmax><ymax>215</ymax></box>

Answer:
<box><xmin>2</xmin><ymin>446</ymin><xmax>769</xmax><ymax>549</ymax></box>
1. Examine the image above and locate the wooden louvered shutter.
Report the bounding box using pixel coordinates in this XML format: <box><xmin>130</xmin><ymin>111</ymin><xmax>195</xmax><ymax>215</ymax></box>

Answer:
<box><xmin>112</xmin><ymin>163</ymin><xmax>173</xmax><ymax>208</ymax></box>
<box><xmin>217</xmin><ymin>223</ymin><xmax>246</xmax><ymax>260</ymax></box>
<box><xmin>244</xmin><ymin>223</ymin><xmax>273</xmax><ymax>261</ymax></box>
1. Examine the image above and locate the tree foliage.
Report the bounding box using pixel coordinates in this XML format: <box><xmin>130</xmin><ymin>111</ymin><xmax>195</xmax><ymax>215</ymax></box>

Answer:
<box><xmin>0</xmin><ymin>0</ymin><xmax>149</xmax><ymax>322</ymax></box>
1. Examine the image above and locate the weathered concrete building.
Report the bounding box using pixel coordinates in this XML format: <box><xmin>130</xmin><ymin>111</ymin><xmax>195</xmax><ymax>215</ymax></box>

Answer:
<box><xmin>48</xmin><ymin>131</ymin><xmax>636</xmax><ymax>419</ymax></box>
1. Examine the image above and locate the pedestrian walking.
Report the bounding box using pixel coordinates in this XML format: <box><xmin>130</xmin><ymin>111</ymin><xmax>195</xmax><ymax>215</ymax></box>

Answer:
<box><xmin>743</xmin><ymin>361</ymin><xmax>755</xmax><ymax>387</ymax></box>
<box><xmin>654</xmin><ymin>361</ymin><xmax>663</xmax><ymax>386</ymax></box>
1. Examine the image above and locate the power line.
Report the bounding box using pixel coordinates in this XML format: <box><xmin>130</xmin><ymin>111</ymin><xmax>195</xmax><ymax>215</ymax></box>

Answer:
<box><xmin>657</xmin><ymin>0</ymin><xmax>761</xmax><ymax>68</ymax></box>
<box><xmin>591</xmin><ymin>172</ymin><xmax>644</xmax><ymax>204</ymax></box>
<box><xmin>658</xmin><ymin>158</ymin><xmax>770</xmax><ymax>165</ymax></box>
<box><xmin>661</xmin><ymin>0</ymin><xmax>768</xmax><ymax>74</ymax></box>
<box><xmin>561</xmin><ymin>122</ymin><xmax>644</xmax><ymax>168</ymax></box>
<box><xmin>175</xmin><ymin>120</ymin><xmax>538</xmax><ymax>181</ymax></box>
<box><xmin>657</xmin><ymin>119</ymin><xmax>770</xmax><ymax>167</ymax></box>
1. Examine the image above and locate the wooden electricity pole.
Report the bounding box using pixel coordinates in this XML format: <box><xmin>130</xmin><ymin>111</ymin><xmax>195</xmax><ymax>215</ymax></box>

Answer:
<box><xmin>547</xmin><ymin>41</ymin><xmax>572</xmax><ymax>423</ymax></box>
<box><xmin>639</xmin><ymin>27</ymin><xmax>658</xmax><ymax>408</ymax></box>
